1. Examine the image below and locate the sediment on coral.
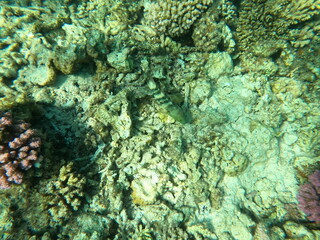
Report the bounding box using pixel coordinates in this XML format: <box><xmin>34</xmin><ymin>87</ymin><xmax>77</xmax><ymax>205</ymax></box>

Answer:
<box><xmin>0</xmin><ymin>0</ymin><xmax>319</xmax><ymax>239</ymax></box>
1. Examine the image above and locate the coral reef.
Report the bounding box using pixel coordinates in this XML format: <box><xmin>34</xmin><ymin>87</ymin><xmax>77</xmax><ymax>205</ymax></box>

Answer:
<box><xmin>0</xmin><ymin>199</ymin><xmax>13</xmax><ymax>239</ymax></box>
<box><xmin>192</xmin><ymin>3</ymin><xmax>235</xmax><ymax>53</ymax></box>
<box><xmin>142</xmin><ymin>0</ymin><xmax>213</xmax><ymax>38</ymax></box>
<box><xmin>0</xmin><ymin>0</ymin><xmax>319</xmax><ymax>239</ymax></box>
<box><xmin>298</xmin><ymin>170</ymin><xmax>320</xmax><ymax>222</ymax></box>
<box><xmin>237</xmin><ymin>0</ymin><xmax>320</xmax><ymax>51</ymax></box>
<box><xmin>46</xmin><ymin>162</ymin><xmax>86</xmax><ymax>223</ymax></box>
<box><xmin>236</xmin><ymin>0</ymin><xmax>320</xmax><ymax>73</ymax></box>
<box><xmin>0</xmin><ymin>111</ymin><xmax>41</xmax><ymax>189</ymax></box>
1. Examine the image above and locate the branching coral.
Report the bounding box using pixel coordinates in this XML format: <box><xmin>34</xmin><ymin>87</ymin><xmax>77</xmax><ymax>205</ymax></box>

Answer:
<box><xmin>237</xmin><ymin>0</ymin><xmax>320</xmax><ymax>53</ymax></box>
<box><xmin>237</xmin><ymin>0</ymin><xmax>320</xmax><ymax>50</ymax></box>
<box><xmin>192</xmin><ymin>5</ymin><xmax>235</xmax><ymax>53</ymax></box>
<box><xmin>142</xmin><ymin>0</ymin><xmax>213</xmax><ymax>38</ymax></box>
<box><xmin>47</xmin><ymin>162</ymin><xmax>86</xmax><ymax>223</ymax></box>
<box><xmin>235</xmin><ymin>0</ymin><xmax>320</xmax><ymax>74</ymax></box>
<box><xmin>0</xmin><ymin>111</ymin><xmax>41</xmax><ymax>189</ymax></box>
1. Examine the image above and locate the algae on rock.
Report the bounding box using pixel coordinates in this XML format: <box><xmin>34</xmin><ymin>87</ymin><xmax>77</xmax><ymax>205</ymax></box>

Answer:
<box><xmin>0</xmin><ymin>0</ymin><xmax>319</xmax><ymax>239</ymax></box>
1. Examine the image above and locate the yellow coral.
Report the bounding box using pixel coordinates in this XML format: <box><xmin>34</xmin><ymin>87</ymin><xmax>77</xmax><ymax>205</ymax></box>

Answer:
<box><xmin>142</xmin><ymin>0</ymin><xmax>213</xmax><ymax>37</ymax></box>
<box><xmin>47</xmin><ymin>162</ymin><xmax>86</xmax><ymax>223</ymax></box>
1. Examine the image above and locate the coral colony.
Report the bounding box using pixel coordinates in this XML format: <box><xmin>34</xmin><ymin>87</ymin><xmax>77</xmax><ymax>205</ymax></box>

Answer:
<box><xmin>298</xmin><ymin>170</ymin><xmax>320</xmax><ymax>222</ymax></box>
<box><xmin>0</xmin><ymin>112</ymin><xmax>41</xmax><ymax>189</ymax></box>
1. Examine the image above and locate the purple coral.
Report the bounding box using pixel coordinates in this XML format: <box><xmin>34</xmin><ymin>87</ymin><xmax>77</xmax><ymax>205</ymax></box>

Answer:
<box><xmin>0</xmin><ymin>112</ymin><xmax>41</xmax><ymax>189</ymax></box>
<box><xmin>297</xmin><ymin>170</ymin><xmax>320</xmax><ymax>222</ymax></box>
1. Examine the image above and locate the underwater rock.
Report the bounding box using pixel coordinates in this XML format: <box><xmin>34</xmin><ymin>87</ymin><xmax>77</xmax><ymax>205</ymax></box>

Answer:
<box><xmin>271</xmin><ymin>77</ymin><xmax>305</xmax><ymax>101</ymax></box>
<box><xmin>96</xmin><ymin>94</ymin><xmax>132</xmax><ymax>140</ymax></box>
<box><xmin>131</xmin><ymin>168</ymin><xmax>167</xmax><ymax>206</ymax></box>
<box><xmin>186</xmin><ymin>224</ymin><xmax>218</xmax><ymax>239</ymax></box>
<box><xmin>189</xmin><ymin>80</ymin><xmax>212</xmax><ymax>105</ymax></box>
<box><xmin>59</xmin><ymin>213</ymin><xmax>114</xmax><ymax>239</ymax></box>
<box><xmin>21</xmin><ymin>63</ymin><xmax>56</xmax><ymax>86</ymax></box>
<box><xmin>139</xmin><ymin>203</ymin><xmax>184</xmax><ymax>227</ymax></box>
<box><xmin>205</xmin><ymin>52</ymin><xmax>233</xmax><ymax>80</ymax></box>
<box><xmin>282</xmin><ymin>221</ymin><xmax>315</xmax><ymax>239</ymax></box>
<box><xmin>212</xmin><ymin>130</ymin><xmax>250</xmax><ymax>177</ymax></box>
<box><xmin>107</xmin><ymin>48</ymin><xmax>133</xmax><ymax>73</ymax></box>
<box><xmin>53</xmin><ymin>44</ymin><xmax>87</xmax><ymax>75</ymax></box>
<box><xmin>51</xmin><ymin>23</ymin><xmax>91</xmax><ymax>74</ymax></box>
<box><xmin>220</xmin><ymin>151</ymin><xmax>249</xmax><ymax>176</ymax></box>
<box><xmin>253</xmin><ymin>223</ymin><xmax>271</xmax><ymax>240</ymax></box>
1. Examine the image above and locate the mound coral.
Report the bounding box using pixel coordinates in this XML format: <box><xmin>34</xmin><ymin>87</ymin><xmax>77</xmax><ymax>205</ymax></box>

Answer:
<box><xmin>297</xmin><ymin>170</ymin><xmax>320</xmax><ymax>222</ymax></box>
<box><xmin>0</xmin><ymin>111</ymin><xmax>41</xmax><ymax>189</ymax></box>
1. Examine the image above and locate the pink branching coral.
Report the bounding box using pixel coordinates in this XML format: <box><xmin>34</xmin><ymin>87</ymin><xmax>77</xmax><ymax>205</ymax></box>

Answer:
<box><xmin>297</xmin><ymin>170</ymin><xmax>320</xmax><ymax>222</ymax></box>
<box><xmin>0</xmin><ymin>111</ymin><xmax>41</xmax><ymax>189</ymax></box>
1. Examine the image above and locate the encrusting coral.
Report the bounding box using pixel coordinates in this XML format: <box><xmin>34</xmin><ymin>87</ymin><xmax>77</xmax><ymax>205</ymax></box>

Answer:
<box><xmin>0</xmin><ymin>111</ymin><xmax>41</xmax><ymax>189</ymax></box>
<box><xmin>298</xmin><ymin>170</ymin><xmax>320</xmax><ymax>222</ymax></box>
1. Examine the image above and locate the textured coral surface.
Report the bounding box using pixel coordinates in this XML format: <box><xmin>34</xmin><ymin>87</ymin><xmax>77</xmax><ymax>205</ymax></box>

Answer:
<box><xmin>0</xmin><ymin>112</ymin><xmax>41</xmax><ymax>189</ymax></box>
<box><xmin>298</xmin><ymin>170</ymin><xmax>320</xmax><ymax>222</ymax></box>
<box><xmin>0</xmin><ymin>0</ymin><xmax>320</xmax><ymax>239</ymax></box>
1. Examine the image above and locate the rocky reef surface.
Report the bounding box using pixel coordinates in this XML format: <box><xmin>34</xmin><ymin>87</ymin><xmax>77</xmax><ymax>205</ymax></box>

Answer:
<box><xmin>0</xmin><ymin>0</ymin><xmax>319</xmax><ymax>239</ymax></box>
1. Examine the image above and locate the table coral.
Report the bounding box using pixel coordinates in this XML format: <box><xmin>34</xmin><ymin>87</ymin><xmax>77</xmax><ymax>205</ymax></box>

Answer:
<box><xmin>0</xmin><ymin>111</ymin><xmax>41</xmax><ymax>189</ymax></box>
